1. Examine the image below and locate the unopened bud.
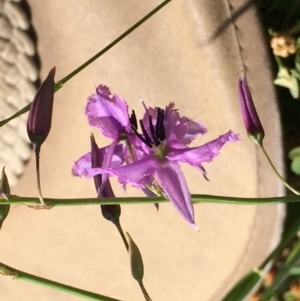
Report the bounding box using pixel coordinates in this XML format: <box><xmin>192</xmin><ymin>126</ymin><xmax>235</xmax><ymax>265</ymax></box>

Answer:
<box><xmin>0</xmin><ymin>168</ymin><xmax>10</xmax><ymax>229</ymax></box>
<box><xmin>238</xmin><ymin>75</ymin><xmax>265</xmax><ymax>147</ymax></box>
<box><xmin>90</xmin><ymin>134</ymin><xmax>121</xmax><ymax>225</ymax></box>
<box><xmin>27</xmin><ymin>67</ymin><xmax>56</xmax><ymax>146</ymax></box>
<box><xmin>101</xmin><ymin>205</ymin><xmax>121</xmax><ymax>225</ymax></box>
<box><xmin>126</xmin><ymin>232</ymin><xmax>144</xmax><ymax>282</ymax></box>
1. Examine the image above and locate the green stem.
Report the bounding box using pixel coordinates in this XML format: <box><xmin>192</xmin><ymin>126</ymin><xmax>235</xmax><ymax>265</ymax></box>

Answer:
<box><xmin>0</xmin><ymin>262</ymin><xmax>123</xmax><ymax>301</ymax></box>
<box><xmin>34</xmin><ymin>144</ymin><xmax>45</xmax><ymax>205</ymax></box>
<box><xmin>56</xmin><ymin>0</ymin><xmax>172</xmax><ymax>88</ymax></box>
<box><xmin>138</xmin><ymin>281</ymin><xmax>152</xmax><ymax>301</ymax></box>
<box><xmin>115</xmin><ymin>222</ymin><xmax>152</xmax><ymax>301</ymax></box>
<box><xmin>115</xmin><ymin>222</ymin><xmax>129</xmax><ymax>251</ymax></box>
<box><xmin>0</xmin><ymin>0</ymin><xmax>172</xmax><ymax>128</ymax></box>
<box><xmin>260</xmin><ymin>145</ymin><xmax>300</xmax><ymax>195</ymax></box>
<box><xmin>114</xmin><ymin>223</ymin><xmax>152</xmax><ymax>301</ymax></box>
<box><xmin>0</xmin><ymin>103</ymin><xmax>31</xmax><ymax>128</ymax></box>
<box><xmin>274</xmin><ymin>55</ymin><xmax>283</xmax><ymax>68</ymax></box>
<box><xmin>3</xmin><ymin>194</ymin><xmax>300</xmax><ymax>206</ymax></box>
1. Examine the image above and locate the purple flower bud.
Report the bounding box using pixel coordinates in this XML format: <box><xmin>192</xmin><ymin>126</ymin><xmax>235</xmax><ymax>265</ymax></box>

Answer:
<box><xmin>238</xmin><ymin>75</ymin><xmax>265</xmax><ymax>146</ymax></box>
<box><xmin>27</xmin><ymin>67</ymin><xmax>56</xmax><ymax>146</ymax></box>
<box><xmin>90</xmin><ymin>134</ymin><xmax>121</xmax><ymax>225</ymax></box>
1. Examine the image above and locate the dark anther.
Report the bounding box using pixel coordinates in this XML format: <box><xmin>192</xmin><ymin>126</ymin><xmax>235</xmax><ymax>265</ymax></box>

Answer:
<box><xmin>156</xmin><ymin>109</ymin><xmax>166</xmax><ymax>141</ymax></box>
<box><xmin>149</xmin><ymin>116</ymin><xmax>159</xmax><ymax>146</ymax></box>
<box><xmin>130</xmin><ymin>110</ymin><xmax>138</xmax><ymax>129</ymax></box>
<box><xmin>132</xmin><ymin>108</ymin><xmax>166</xmax><ymax>149</ymax></box>
<box><xmin>140</xmin><ymin>120</ymin><xmax>153</xmax><ymax>147</ymax></box>
<box><xmin>131</xmin><ymin>125</ymin><xmax>150</xmax><ymax>147</ymax></box>
<box><xmin>156</xmin><ymin>109</ymin><xmax>162</xmax><ymax>139</ymax></box>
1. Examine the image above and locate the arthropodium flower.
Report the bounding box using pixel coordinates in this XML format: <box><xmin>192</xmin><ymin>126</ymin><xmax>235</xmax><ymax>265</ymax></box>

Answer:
<box><xmin>27</xmin><ymin>67</ymin><xmax>56</xmax><ymax>147</ymax></box>
<box><xmin>73</xmin><ymin>85</ymin><xmax>133</xmax><ymax>193</ymax></box>
<box><xmin>81</xmin><ymin>99</ymin><xmax>239</xmax><ymax>228</ymax></box>
<box><xmin>238</xmin><ymin>75</ymin><xmax>265</xmax><ymax>147</ymax></box>
<box><xmin>90</xmin><ymin>134</ymin><xmax>121</xmax><ymax>225</ymax></box>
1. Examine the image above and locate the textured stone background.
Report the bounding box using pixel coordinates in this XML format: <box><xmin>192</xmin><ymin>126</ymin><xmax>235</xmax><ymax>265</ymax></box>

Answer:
<box><xmin>0</xmin><ymin>1</ymin><xmax>285</xmax><ymax>301</ymax></box>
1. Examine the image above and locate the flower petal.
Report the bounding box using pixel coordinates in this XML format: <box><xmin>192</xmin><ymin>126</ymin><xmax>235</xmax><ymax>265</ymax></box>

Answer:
<box><xmin>72</xmin><ymin>143</ymin><xmax>124</xmax><ymax>177</ymax></box>
<box><xmin>83</xmin><ymin>155</ymin><xmax>158</xmax><ymax>189</ymax></box>
<box><xmin>155</xmin><ymin>160</ymin><xmax>196</xmax><ymax>227</ymax></box>
<box><xmin>85</xmin><ymin>85</ymin><xmax>131</xmax><ymax>138</ymax></box>
<box><xmin>100</xmin><ymin>137</ymin><xmax>119</xmax><ymax>192</ymax></box>
<box><xmin>167</xmin><ymin>130</ymin><xmax>239</xmax><ymax>166</ymax></box>
<box><xmin>164</xmin><ymin>103</ymin><xmax>207</xmax><ymax>144</ymax></box>
<box><xmin>181</xmin><ymin>118</ymin><xmax>207</xmax><ymax>145</ymax></box>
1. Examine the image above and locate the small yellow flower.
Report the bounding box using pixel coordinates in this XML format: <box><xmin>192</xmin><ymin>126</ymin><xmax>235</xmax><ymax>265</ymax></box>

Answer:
<box><xmin>270</xmin><ymin>34</ymin><xmax>297</xmax><ymax>57</ymax></box>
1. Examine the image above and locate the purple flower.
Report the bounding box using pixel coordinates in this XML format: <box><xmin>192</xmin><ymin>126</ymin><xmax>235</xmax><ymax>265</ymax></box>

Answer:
<box><xmin>238</xmin><ymin>75</ymin><xmax>265</xmax><ymax>146</ymax></box>
<box><xmin>72</xmin><ymin>85</ymin><xmax>132</xmax><ymax>193</ymax></box>
<box><xmin>83</xmin><ymin>102</ymin><xmax>239</xmax><ymax>228</ymax></box>
<box><xmin>86</xmin><ymin>85</ymin><xmax>132</xmax><ymax>138</ymax></box>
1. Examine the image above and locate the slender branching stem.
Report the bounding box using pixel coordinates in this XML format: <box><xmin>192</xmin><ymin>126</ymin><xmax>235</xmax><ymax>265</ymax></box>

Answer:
<box><xmin>114</xmin><ymin>222</ymin><xmax>153</xmax><ymax>301</ymax></box>
<box><xmin>138</xmin><ymin>281</ymin><xmax>152</xmax><ymax>301</ymax></box>
<box><xmin>115</xmin><ymin>222</ymin><xmax>129</xmax><ymax>250</ymax></box>
<box><xmin>260</xmin><ymin>145</ymin><xmax>300</xmax><ymax>195</ymax></box>
<box><xmin>0</xmin><ymin>0</ymin><xmax>172</xmax><ymax>128</ymax></box>
<box><xmin>0</xmin><ymin>262</ymin><xmax>123</xmax><ymax>301</ymax></box>
<box><xmin>34</xmin><ymin>144</ymin><xmax>45</xmax><ymax>205</ymax></box>
<box><xmin>3</xmin><ymin>194</ymin><xmax>300</xmax><ymax>207</ymax></box>
<box><xmin>56</xmin><ymin>0</ymin><xmax>172</xmax><ymax>89</ymax></box>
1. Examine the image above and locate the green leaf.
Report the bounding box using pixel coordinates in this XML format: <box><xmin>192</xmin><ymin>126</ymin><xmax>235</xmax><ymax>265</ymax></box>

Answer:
<box><xmin>289</xmin><ymin>267</ymin><xmax>300</xmax><ymax>275</ymax></box>
<box><xmin>221</xmin><ymin>269</ymin><xmax>262</xmax><ymax>301</ymax></box>
<box><xmin>289</xmin><ymin>146</ymin><xmax>300</xmax><ymax>174</ymax></box>
<box><xmin>274</xmin><ymin>67</ymin><xmax>300</xmax><ymax>98</ymax></box>
<box><xmin>259</xmin><ymin>240</ymin><xmax>300</xmax><ymax>301</ymax></box>
<box><xmin>283</xmin><ymin>291</ymin><xmax>299</xmax><ymax>301</ymax></box>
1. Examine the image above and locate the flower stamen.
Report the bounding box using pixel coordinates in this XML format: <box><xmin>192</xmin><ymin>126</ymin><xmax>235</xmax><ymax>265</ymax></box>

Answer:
<box><xmin>156</xmin><ymin>108</ymin><xmax>166</xmax><ymax>142</ymax></box>
<box><xmin>130</xmin><ymin>110</ymin><xmax>138</xmax><ymax>130</ymax></box>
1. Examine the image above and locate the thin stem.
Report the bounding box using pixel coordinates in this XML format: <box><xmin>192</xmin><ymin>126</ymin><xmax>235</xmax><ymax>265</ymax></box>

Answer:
<box><xmin>260</xmin><ymin>145</ymin><xmax>300</xmax><ymax>195</ymax></box>
<box><xmin>34</xmin><ymin>145</ymin><xmax>45</xmax><ymax>205</ymax></box>
<box><xmin>115</xmin><ymin>222</ymin><xmax>153</xmax><ymax>301</ymax></box>
<box><xmin>0</xmin><ymin>262</ymin><xmax>123</xmax><ymax>301</ymax></box>
<box><xmin>3</xmin><ymin>194</ymin><xmax>300</xmax><ymax>206</ymax></box>
<box><xmin>0</xmin><ymin>0</ymin><xmax>172</xmax><ymax>128</ymax></box>
<box><xmin>56</xmin><ymin>0</ymin><xmax>172</xmax><ymax>88</ymax></box>
<box><xmin>274</xmin><ymin>55</ymin><xmax>283</xmax><ymax>68</ymax></box>
<box><xmin>0</xmin><ymin>103</ymin><xmax>31</xmax><ymax>128</ymax></box>
<box><xmin>138</xmin><ymin>281</ymin><xmax>152</xmax><ymax>301</ymax></box>
<box><xmin>115</xmin><ymin>222</ymin><xmax>129</xmax><ymax>250</ymax></box>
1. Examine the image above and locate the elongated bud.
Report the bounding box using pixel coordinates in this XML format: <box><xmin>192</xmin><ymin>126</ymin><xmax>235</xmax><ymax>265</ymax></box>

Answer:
<box><xmin>0</xmin><ymin>168</ymin><xmax>10</xmax><ymax>229</ymax></box>
<box><xmin>238</xmin><ymin>75</ymin><xmax>265</xmax><ymax>147</ymax></box>
<box><xmin>126</xmin><ymin>232</ymin><xmax>144</xmax><ymax>282</ymax></box>
<box><xmin>90</xmin><ymin>134</ymin><xmax>121</xmax><ymax>225</ymax></box>
<box><xmin>90</xmin><ymin>134</ymin><xmax>102</xmax><ymax>194</ymax></box>
<box><xmin>27</xmin><ymin>67</ymin><xmax>56</xmax><ymax>146</ymax></box>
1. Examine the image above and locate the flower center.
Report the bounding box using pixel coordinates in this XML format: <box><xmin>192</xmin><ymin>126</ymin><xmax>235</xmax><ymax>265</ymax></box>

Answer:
<box><xmin>130</xmin><ymin>108</ymin><xmax>167</xmax><ymax>159</ymax></box>
<box><xmin>152</xmin><ymin>140</ymin><xmax>168</xmax><ymax>160</ymax></box>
